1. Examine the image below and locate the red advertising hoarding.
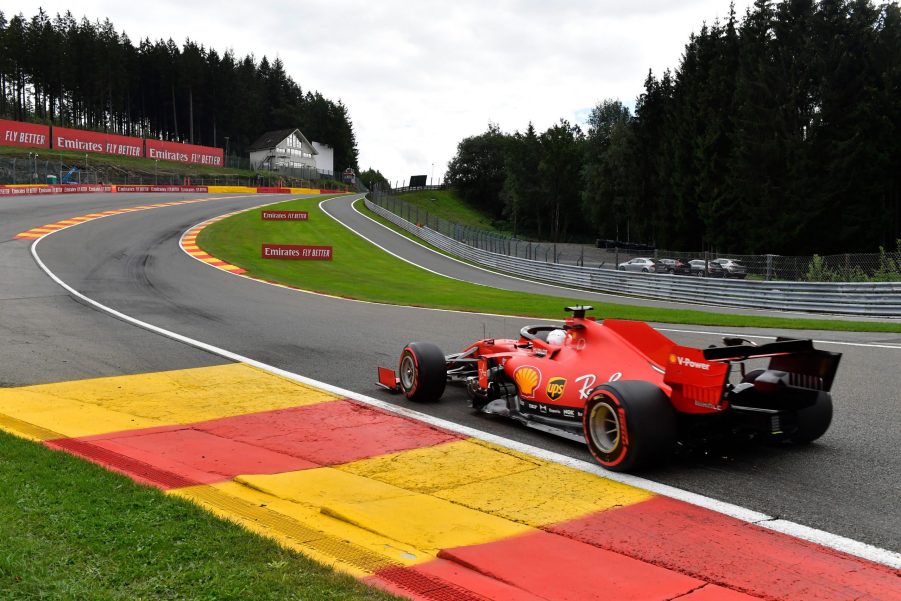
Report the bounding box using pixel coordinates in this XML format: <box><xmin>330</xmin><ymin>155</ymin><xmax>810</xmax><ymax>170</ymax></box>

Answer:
<box><xmin>145</xmin><ymin>139</ymin><xmax>223</xmax><ymax>167</ymax></box>
<box><xmin>261</xmin><ymin>244</ymin><xmax>332</xmax><ymax>260</ymax></box>
<box><xmin>0</xmin><ymin>119</ymin><xmax>50</xmax><ymax>149</ymax></box>
<box><xmin>115</xmin><ymin>185</ymin><xmax>209</xmax><ymax>193</ymax></box>
<box><xmin>0</xmin><ymin>184</ymin><xmax>111</xmax><ymax>196</ymax></box>
<box><xmin>53</xmin><ymin>126</ymin><xmax>143</xmax><ymax>157</ymax></box>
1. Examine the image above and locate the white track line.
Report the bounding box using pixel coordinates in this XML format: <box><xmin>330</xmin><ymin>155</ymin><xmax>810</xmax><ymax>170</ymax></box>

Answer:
<box><xmin>25</xmin><ymin>203</ymin><xmax>901</xmax><ymax>569</ymax></box>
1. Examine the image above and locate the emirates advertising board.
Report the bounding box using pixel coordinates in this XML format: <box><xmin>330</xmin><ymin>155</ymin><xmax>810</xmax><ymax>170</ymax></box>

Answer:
<box><xmin>53</xmin><ymin>126</ymin><xmax>143</xmax><ymax>157</ymax></box>
<box><xmin>0</xmin><ymin>119</ymin><xmax>50</xmax><ymax>149</ymax></box>
<box><xmin>145</xmin><ymin>139</ymin><xmax>223</xmax><ymax>167</ymax></box>
<box><xmin>262</xmin><ymin>244</ymin><xmax>333</xmax><ymax>260</ymax></box>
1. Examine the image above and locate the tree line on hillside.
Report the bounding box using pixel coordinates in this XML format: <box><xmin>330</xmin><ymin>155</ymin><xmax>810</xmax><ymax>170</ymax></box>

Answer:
<box><xmin>446</xmin><ymin>0</ymin><xmax>901</xmax><ymax>255</ymax></box>
<box><xmin>0</xmin><ymin>9</ymin><xmax>358</xmax><ymax>171</ymax></box>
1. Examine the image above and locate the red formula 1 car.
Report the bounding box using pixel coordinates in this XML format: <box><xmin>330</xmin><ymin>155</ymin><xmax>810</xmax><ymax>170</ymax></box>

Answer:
<box><xmin>378</xmin><ymin>306</ymin><xmax>841</xmax><ymax>472</ymax></box>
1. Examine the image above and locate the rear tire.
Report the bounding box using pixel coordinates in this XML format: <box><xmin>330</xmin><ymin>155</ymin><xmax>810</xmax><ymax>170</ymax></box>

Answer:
<box><xmin>583</xmin><ymin>381</ymin><xmax>676</xmax><ymax>472</ymax></box>
<box><xmin>742</xmin><ymin>371</ymin><xmax>832</xmax><ymax>443</ymax></box>
<box><xmin>399</xmin><ymin>342</ymin><xmax>446</xmax><ymax>402</ymax></box>
<box><xmin>790</xmin><ymin>392</ymin><xmax>833</xmax><ymax>443</ymax></box>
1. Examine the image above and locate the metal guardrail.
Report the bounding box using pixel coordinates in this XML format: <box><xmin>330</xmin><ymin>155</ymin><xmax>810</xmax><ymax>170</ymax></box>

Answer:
<box><xmin>365</xmin><ymin>199</ymin><xmax>901</xmax><ymax>317</ymax></box>
<box><xmin>367</xmin><ymin>186</ymin><xmax>901</xmax><ymax>282</ymax></box>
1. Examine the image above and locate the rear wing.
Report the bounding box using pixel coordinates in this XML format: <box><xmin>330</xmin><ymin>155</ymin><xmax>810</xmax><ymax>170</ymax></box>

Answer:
<box><xmin>703</xmin><ymin>338</ymin><xmax>841</xmax><ymax>391</ymax></box>
<box><xmin>665</xmin><ymin>338</ymin><xmax>842</xmax><ymax>412</ymax></box>
<box><xmin>702</xmin><ymin>338</ymin><xmax>813</xmax><ymax>361</ymax></box>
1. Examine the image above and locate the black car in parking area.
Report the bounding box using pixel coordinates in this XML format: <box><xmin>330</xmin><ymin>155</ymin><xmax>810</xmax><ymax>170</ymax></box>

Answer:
<box><xmin>658</xmin><ymin>258</ymin><xmax>692</xmax><ymax>275</ymax></box>
<box><xmin>688</xmin><ymin>259</ymin><xmax>726</xmax><ymax>277</ymax></box>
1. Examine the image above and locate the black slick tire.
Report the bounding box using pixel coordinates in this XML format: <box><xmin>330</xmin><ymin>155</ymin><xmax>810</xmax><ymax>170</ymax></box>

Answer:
<box><xmin>398</xmin><ymin>342</ymin><xmax>447</xmax><ymax>402</ymax></box>
<box><xmin>790</xmin><ymin>391</ymin><xmax>833</xmax><ymax>443</ymax></box>
<box><xmin>582</xmin><ymin>381</ymin><xmax>676</xmax><ymax>472</ymax></box>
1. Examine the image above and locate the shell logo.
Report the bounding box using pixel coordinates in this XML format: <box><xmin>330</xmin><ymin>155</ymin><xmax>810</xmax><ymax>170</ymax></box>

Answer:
<box><xmin>513</xmin><ymin>366</ymin><xmax>542</xmax><ymax>399</ymax></box>
<box><xmin>669</xmin><ymin>354</ymin><xmax>677</xmax><ymax>364</ymax></box>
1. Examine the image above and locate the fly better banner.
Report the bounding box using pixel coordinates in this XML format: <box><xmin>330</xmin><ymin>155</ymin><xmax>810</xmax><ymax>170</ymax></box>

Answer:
<box><xmin>0</xmin><ymin>119</ymin><xmax>50</xmax><ymax>149</ymax></box>
<box><xmin>53</xmin><ymin>126</ymin><xmax>143</xmax><ymax>157</ymax></box>
<box><xmin>145</xmin><ymin>139</ymin><xmax>223</xmax><ymax>167</ymax></box>
<box><xmin>0</xmin><ymin>118</ymin><xmax>224</xmax><ymax>164</ymax></box>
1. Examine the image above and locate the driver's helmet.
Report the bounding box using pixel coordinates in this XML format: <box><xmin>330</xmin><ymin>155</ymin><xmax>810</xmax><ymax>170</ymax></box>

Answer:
<box><xmin>546</xmin><ymin>329</ymin><xmax>567</xmax><ymax>345</ymax></box>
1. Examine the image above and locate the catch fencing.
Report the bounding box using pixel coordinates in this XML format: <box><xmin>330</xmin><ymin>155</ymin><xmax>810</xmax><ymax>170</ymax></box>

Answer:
<box><xmin>367</xmin><ymin>187</ymin><xmax>901</xmax><ymax>283</ymax></box>
<box><xmin>364</xmin><ymin>197</ymin><xmax>901</xmax><ymax>317</ymax></box>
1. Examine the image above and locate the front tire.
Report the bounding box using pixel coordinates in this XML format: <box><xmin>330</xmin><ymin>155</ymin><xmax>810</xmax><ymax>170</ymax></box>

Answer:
<box><xmin>583</xmin><ymin>381</ymin><xmax>676</xmax><ymax>472</ymax></box>
<box><xmin>399</xmin><ymin>342</ymin><xmax>447</xmax><ymax>402</ymax></box>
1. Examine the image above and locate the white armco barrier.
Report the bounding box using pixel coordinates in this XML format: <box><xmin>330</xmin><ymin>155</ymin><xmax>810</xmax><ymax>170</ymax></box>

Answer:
<box><xmin>365</xmin><ymin>199</ymin><xmax>901</xmax><ymax>317</ymax></box>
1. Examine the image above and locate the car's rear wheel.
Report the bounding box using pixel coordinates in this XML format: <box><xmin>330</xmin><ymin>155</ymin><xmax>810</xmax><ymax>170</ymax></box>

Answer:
<box><xmin>741</xmin><ymin>370</ymin><xmax>832</xmax><ymax>443</ymax></box>
<box><xmin>399</xmin><ymin>342</ymin><xmax>447</xmax><ymax>402</ymax></box>
<box><xmin>790</xmin><ymin>392</ymin><xmax>833</xmax><ymax>443</ymax></box>
<box><xmin>583</xmin><ymin>381</ymin><xmax>676</xmax><ymax>472</ymax></box>
<box><xmin>618</xmin><ymin>266</ymin><xmax>625</xmax><ymax>271</ymax></box>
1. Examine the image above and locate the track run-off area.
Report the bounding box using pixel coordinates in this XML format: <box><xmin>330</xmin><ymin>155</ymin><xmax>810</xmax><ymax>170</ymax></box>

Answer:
<box><xmin>2</xmin><ymin>191</ymin><xmax>899</xmax><ymax>600</ymax></box>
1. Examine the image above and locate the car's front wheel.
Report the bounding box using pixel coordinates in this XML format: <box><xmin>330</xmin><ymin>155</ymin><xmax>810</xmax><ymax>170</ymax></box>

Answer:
<box><xmin>399</xmin><ymin>342</ymin><xmax>447</xmax><ymax>402</ymax></box>
<box><xmin>583</xmin><ymin>381</ymin><xmax>676</xmax><ymax>472</ymax></box>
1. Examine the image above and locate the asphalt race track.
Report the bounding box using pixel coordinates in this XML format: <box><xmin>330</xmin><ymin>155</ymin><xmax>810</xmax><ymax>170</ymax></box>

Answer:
<box><xmin>2</xmin><ymin>192</ymin><xmax>900</xmax><ymax>554</ymax></box>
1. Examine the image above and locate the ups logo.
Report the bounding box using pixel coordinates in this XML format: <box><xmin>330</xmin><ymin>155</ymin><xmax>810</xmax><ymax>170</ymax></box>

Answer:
<box><xmin>546</xmin><ymin>377</ymin><xmax>566</xmax><ymax>401</ymax></box>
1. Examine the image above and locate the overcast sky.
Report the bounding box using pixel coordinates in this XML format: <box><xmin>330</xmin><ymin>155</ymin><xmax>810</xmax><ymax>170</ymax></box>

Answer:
<box><xmin>7</xmin><ymin>1</ymin><xmax>750</xmax><ymax>183</ymax></box>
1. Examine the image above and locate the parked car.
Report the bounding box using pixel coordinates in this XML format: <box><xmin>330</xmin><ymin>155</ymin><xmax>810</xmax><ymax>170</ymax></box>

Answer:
<box><xmin>688</xmin><ymin>259</ymin><xmax>725</xmax><ymax>277</ymax></box>
<box><xmin>713</xmin><ymin>258</ymin><xmax>748</xmax><ymax>279</ymax></box>
<box><xmin>617</xmin><ymin>257</ymin><xmax>660</xmax><ymax>273</ymax></box>
<box><xmin>658</xmin><ymin>258</ymin><xmax>691</xmax><ymax>275</ymax></box>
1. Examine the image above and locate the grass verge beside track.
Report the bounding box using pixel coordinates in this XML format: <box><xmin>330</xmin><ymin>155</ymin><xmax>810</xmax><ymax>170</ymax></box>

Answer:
<box><xmin>198</xmin><ymin>197</ymin><xmax>901</xmax><ymax>333</ymax></box>
<box><xmin>0</xmin><ymin>431</ymin><xmax>397</xmax><ymax>600</ymax></box>
<box><xmin>388</xmin><ymin>189</ymin><xmax>502</xmax><ymax>231</ymax></box>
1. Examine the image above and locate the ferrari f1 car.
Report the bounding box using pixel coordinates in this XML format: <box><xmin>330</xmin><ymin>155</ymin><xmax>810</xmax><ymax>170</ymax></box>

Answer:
<box><xmin>378</xmin><ymin>306</ymin><xmax>841</xmax><ymax>472</ymax></box>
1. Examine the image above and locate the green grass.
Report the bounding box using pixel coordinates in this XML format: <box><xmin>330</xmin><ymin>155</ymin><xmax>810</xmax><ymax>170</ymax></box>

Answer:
<box><xmin>392</xmin><ymin>189</ymin><xmax>504</xmax><ymax>231</ymax></box>
<box><xmin>198</xmin><ymin>197</ymin><xmax>901</xmax><ymax>333</ymax></box>
<box><xmin>0</xmin><ymin>431</ymin><xmax>399</xmax><ymax>600</ymax></box>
